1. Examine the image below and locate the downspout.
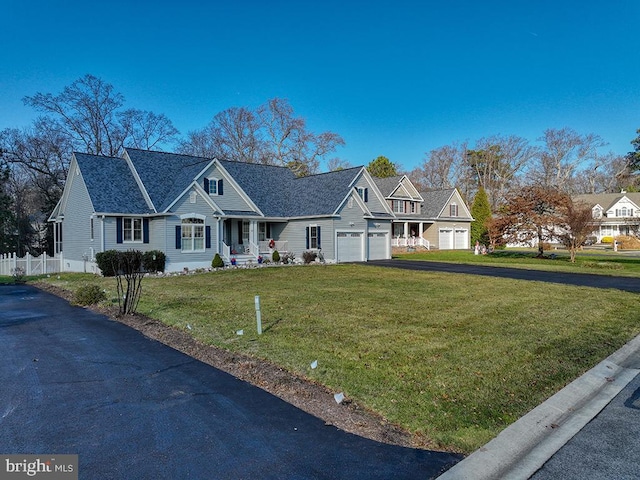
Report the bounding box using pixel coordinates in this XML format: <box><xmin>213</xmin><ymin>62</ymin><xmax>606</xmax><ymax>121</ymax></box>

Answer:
<box><xmin>100</xmin><ymin>216</ymin><xmax>106</xmax><ymax>253</ymax></box>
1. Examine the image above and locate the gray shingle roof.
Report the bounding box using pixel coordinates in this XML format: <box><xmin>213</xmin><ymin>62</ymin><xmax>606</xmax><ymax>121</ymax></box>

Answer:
<box><xmin>218</xmin><ymin>160</ymin><xmax>296</xmax><ymax>217</ymax></box>
<box><xmin>75</xmin><ymin>153</ymin><xmax>152</xmax><ymax>214</ymax></box>
<box><xmin>573</xmin><ymin>192</ymin><xmax>640</xmax><ymax>211</ymax></box>
<box><xmin>124</xmin><ymin>149</ymin><xmax>365</xmax><ymax>217</ymax></box>
<box><xmin>372</xmin><ymin>176</ymin><xmax>404</xmax><ymax>197</ymax></box>
<box><xmin>125</xmin><ymin>149</ymin><xmax>211</xmax><ymax>212</ymax></box>
<box><xmin>420</xmin><ymin>189</ymin><xmax>456</xmax><ymax>218</ymax></box>
<box><xmin>290</xmin><ymin>167</ymin><xmax>363</xmax><ymax>216</ymax></box>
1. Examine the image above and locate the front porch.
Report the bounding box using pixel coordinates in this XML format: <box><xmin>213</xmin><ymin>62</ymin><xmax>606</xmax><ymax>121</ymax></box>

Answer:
<box><xmin>392</xmin><ymin>221</ymin><xmax>431</xmax><ymax>250</ymax></box>
<box><xmin>219</xmin><ymin>218</ymin><xmax>288</xmax><ymax>264</ymax></box>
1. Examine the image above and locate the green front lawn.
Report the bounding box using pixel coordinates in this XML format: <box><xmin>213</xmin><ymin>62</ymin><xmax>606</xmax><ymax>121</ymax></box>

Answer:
<box><xmin>37</xmin><ymin>264</ymin><xmax>640</xmax><ymax>453</ymax></box>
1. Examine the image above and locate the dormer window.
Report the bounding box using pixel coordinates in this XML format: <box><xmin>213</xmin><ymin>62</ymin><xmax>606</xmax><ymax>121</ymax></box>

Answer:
<box><xmin>393</xmin><ymin>200</ymin><xmax>404</xmax><ymax>213</ymax></box>
<box><xmin>592</xmin><ymin>206</ymin><xmax>603</xmax><ymax>219</ymax></box>
<box><xmin>615</xmin><ymin>207</ymin><xmax>632</xmax><ymax>217</ymax></box>
<box><xmin>357</xmin><ymin>187</ymin><xmax>368</xmax><ymax>202</ymax></box>
<box><xmin>204</xmin><ymin>178</ymin><xmax>224</xmax><ymax>196</ymax></box>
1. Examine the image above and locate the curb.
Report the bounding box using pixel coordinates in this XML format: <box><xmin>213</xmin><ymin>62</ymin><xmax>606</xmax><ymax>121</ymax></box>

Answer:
<box><xmin>436</xmin><ymin>334</ymin><xmax>640</xmax><ymax>480</ymax></box>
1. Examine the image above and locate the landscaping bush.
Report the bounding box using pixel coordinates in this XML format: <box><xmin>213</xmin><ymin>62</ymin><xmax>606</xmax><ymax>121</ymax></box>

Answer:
<box><xmin>95</xmin><ymin>250</ymin><xmax>120</xmax><ymax>277</ymax></box>
<box><xmin>615</xmin><ymin>235</ymin><xmax>640</xmax><ymax>250</ymax></box>
<box><xmin>211</xmin><ymin>253</ymin><xmax>224</xmax><ymax>268</ymax></box>
<box><xmin>73</xmin><ymin>284</ymin><xmax>107</xmax><ymax>306</ymax></box>
<box><xmin>302</xmin><ymin>251</ymin><xmax>317</xmax><ymax>264</ymax></box>
<box><xmin>272</xmin><ymin>250</ymin><xmax>280</xmax><ymax>263</ymax></box>
<box><xmin>281</xmin><ymin>252</ymin><xmax>296</xmax><ymax>264</ymax></box>
<box><xmin>142</xmin><ymin>250</ymin><xmax>166</xmax><ymax>272</ymax></box>
<box><xmin>601</xmin><ymin>236</ymin><xmax>614</xmax><ymax>244</ymax></box>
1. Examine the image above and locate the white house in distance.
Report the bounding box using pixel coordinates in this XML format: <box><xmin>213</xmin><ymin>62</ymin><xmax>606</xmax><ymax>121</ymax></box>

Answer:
<box><xmin>573</xmin><ymin>192</ymin><xmax>640</xmax><ymax>241</ymax></box>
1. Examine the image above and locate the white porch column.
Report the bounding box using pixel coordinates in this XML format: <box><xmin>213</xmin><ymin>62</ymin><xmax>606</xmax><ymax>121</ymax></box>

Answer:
<box><xmin>250</xmin><ymin>220</ymin><xmax>258</xmax><ymax>244</ymax></box>
<box><xmin>404</xmin><ymin>222</ymin><xmax>409</xmax><ymax>239</ymax></box>
<box><xmin>418</xmin><ymin>222</ymin><xmax>424</xmax><ymax>237</ymax></box>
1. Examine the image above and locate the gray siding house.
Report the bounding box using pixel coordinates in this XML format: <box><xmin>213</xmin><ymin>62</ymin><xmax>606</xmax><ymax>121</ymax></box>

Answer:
<box><xmin>49</xmin><ymin>149</ymin><xmax>395</xmax><ymax>272</ymax></box>
<box><xmin>373</xmin><ymin>176</ymin><xmax>473</xmax><ymax>250</ymax></box>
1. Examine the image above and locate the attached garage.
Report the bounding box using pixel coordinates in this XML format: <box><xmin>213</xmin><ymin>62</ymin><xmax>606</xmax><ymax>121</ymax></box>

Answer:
<box><xmin>367</xmin><ymin>232</ymin><xmax>388</xmax><ymax>260</ymax></box>
<box><xmin>454</xmin><ymin>228</ymin><xmax>468</xmax><ymax>249</ymax></box>
<box><xmin>439</xmin><ymin>227</ymin><xmax>468</xmax><ymax>250</ymax></box>
<box><xmin>336</xmin><ymin>231</ymin><xmax>364</xmax><ymax>262</ymax></box>
<box><xmin>439</xmin><ymin>228</ymin><xmax>453</xmax><ymax>249</ymax></box>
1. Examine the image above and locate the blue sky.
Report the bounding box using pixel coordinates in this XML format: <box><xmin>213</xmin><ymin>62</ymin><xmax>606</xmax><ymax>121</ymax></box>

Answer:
<box><xmin>1</xmin><ymin>1</ymin><xmax>639</xmax><ymax>172</ymax></box>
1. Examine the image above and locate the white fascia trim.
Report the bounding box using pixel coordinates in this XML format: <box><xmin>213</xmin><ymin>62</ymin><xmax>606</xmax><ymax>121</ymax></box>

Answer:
<box><xmin>180</xmin><ymin>212</ymin><xmax>206</xmax><ymax>220</ymax></box>
<box><xmin>617</xmin><ymin>196</ymin><xmax>640</xmax><ymax>212</ymax></box>
<box><xmin>399</xmin><ymin>175</ymin><xmax>423</xmax><ymax>200</ymax></box>
<box><xmin>339</xmin><ymin>168</ymin><xmax>394</xmax><ymax>216</ymax></box>
<box><xmin>93</xmin><ymin>212</ymin><xmax>165</xmax><ymax>218</ymax></box>
<box><xmin>359</xmin><ymin>168</ymin><xmax>395</xmax><ymax>216</ymax></box>
<box><xmin>287</xmin><ymin>214</ymin><xmax>339</xmax><ymax>220</ymax></box>
<box><xmin>192</xmin><ymin>182</ymin><xmax>225</xmax><ymax>214</ymax></box>
<box><xmin>436</xmin><ymin>189</ymin><xmax>471</xmax><ymax>219</ymax></box>
<box><xmin>209</xmin><ymin>160</ymin><xmax>265</xmax><ymax>216</ymax></box>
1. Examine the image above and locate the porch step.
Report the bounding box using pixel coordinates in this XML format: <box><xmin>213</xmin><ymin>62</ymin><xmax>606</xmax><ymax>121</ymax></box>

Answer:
<box><xmin>229</xmin><ymin>254</ymin><xmax>257</xmax><ymax>266</ymax></box>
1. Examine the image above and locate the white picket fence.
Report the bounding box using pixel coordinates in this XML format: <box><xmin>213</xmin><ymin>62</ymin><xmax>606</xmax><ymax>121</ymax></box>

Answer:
<box><xmin>0</xmin><ymin>252</ymin><xmax>62</xmax><ymax>276</ymax></box>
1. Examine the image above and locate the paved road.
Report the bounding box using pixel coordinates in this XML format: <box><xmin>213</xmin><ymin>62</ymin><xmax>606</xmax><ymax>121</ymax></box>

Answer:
<box><xmin>367</xmin><ymin>259</ymin><xmax>640</xmax><ymax>293</ymax></box>
<box><xmin>0</xmin><ymin>285</ymin><xmax>461</xmax><ymax>479</ymax></box>
<box><xmin>531</xmin><ymin>369</ymin><xmax>640</xmax><ymax>480</ymax></box>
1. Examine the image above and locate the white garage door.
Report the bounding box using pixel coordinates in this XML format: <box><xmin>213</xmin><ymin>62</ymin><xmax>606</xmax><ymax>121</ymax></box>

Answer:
<box><xmin>337</xmin><ymin>232</ymin><xmax>364</xmax><ymax>262</ymax></box>
<box><xmin>367</xmin><ymin>232</ymin><xmax>388</xmax><ymax>260</ymax></box>
<box><xmin>439</xmin><ymin>228</ymin><xmax>453</xmax><ymax>249</ymax></box>
<box><xmin>455</xmin><ymin>229</ymin><xmax>468</xmax><ymax>250</ymax></box>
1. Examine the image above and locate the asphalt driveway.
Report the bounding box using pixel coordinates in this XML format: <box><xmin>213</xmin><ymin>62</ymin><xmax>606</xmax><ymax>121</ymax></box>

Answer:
<box><xmin>0</xmin><ymin>285</ymin><xmax>461</xmax><ymax>479</ymax></box>
<box><xmin>367</xmin><ymin>259</ymin><xmax>640</xmax><ymax>293</ymax></box>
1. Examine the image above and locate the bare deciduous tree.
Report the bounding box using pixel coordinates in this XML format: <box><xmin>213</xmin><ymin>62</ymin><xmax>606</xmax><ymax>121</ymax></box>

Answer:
<box><xmin>532</xmin><ymin>127</ymin><xmax>606</xmax><ymax>191</ymax></box>
<box><xmin>180</xmin><ymin>98</ymin><xmax>344</xmax><ymax>175</ymax></box>
<box><xmin>556</xmin><ymin>199</ymin><xmax>600</xmax><ymax>262</ymax></box>
<box><xmin>119</xmin><ymin>109</ymin><xmax>179</xmax><ymax>151</ymax></box>
<box><xmin>417</xmin><ymin>143</ymin><xmax>467</xmax><ymax>191</ymax></box>
<box><xmin>24</xmin><ymin>74</ymin><xmax>126</xmax><ymax>156</ymax></box>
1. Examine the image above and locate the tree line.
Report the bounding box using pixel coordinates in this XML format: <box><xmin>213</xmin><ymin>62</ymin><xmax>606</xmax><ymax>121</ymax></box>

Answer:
<box><xmin>1</xmin><ymin>73</ymin><xmax>638</xmax><ymax>257</ymax></box>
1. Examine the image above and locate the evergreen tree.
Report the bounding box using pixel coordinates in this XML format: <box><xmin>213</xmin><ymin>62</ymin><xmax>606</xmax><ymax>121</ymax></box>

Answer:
<box><xmin>0</xmin><ymin>161</ymin><xmax>17</xmax><ymax>254</ymax></box>
<box><xmin>470</xmin><ymin>186</ymin><xmax>491</xmax><ymax>246</ymax></box>
<box><xmin>367</xmin><ymin>156</ymin><xmax>398</xmax><ymax>177</ymax></box>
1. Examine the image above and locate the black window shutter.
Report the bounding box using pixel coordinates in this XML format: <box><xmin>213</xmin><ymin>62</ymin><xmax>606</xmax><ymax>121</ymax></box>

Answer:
<box><xmin>364</xmin><ymin>188</ymin><xmax>368</xmax><ymax>202</ymax></box>
<box><xmin>317</xmin><ymin>226</ymin><xmax>321</xmax><ymax>248</ymax></box>
<box><xmin>238</xmin><ymin>221</ymin><xmax>243</xmax><ymax>244</ymax></box>
<box><xmin>116</xmin><ymin>217</ymin><xmax>123</xmax><ymax>244</ymax></box>
<box><xmin>305</xmin><ymin>227</ymin><xmax>310</xmax><ymax>249</ymax></box>
<box><xmin>175</xmin><ymin>225</ymin><xmax>181</xmax><ymax>249</ymax></box>
<box><xmin>204</xmin><ymin>178</ymin><xmax>209</xmax><ymax>194</ymax></box>
<box><xmin>205</xmin><ymin>226</ymin><xmax>211</xmax><ymax>249</ymax></box>
<box><xmin>266</xmin><ymin>223</ymin><xmax>271</xmax><ymax>238</ymax></box>
<box><xmin>218</xmin><ymin>179</ymin><xmax>224</xmax><ymax>195</ymax></box>
<box><xmin>143</xmin><ymin>218</ymin><xmax>149</xmax><ymax>244</ymax></box>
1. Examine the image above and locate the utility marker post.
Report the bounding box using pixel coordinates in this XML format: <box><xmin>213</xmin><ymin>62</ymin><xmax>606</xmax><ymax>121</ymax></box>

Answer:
<box><xmin>255</xmin><ymin>295</ymin><xmax>262</xmax><ymax>335</ymax></box>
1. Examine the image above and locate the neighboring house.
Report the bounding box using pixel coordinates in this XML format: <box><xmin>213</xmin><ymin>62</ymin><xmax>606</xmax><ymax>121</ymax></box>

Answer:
<box><xmin>573</xmin><ymin>192</ymin><xmax>640</xmax><ymax>241</ymax></box>
<box><xmin>49</xmin><ymin>148</ymin><xmax>395</xmax><ymax>273</ymax></box>
<box><xmin>372</xmin><ymin>176</ymin><xmax>473</xmax><ymax>250</ymax></box>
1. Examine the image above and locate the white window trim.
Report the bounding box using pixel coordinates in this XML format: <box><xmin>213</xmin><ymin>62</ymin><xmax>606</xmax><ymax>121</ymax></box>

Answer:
<box><xmin>309</xmin><ymin>224</ymin><xmax>319</xmax><ymax>250</ymax></box>
<box><xmin>181</xmin><ymin>214</ymin><xmax>206</xmax><ymax>253</ymax></box>
<box><xmin>123</xmin><ymin>217</ymin><xmax>143</xmax><ymax>243</ymax></box>
<box><xmin>393</xmin><ymin>200</ymin><xmax>405</xmax><ymax>214</ymax></box>
<box><xmin>208</xmin><ymin>177</ymin><xmax>219</xmax><ymax>196</ymax></box>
